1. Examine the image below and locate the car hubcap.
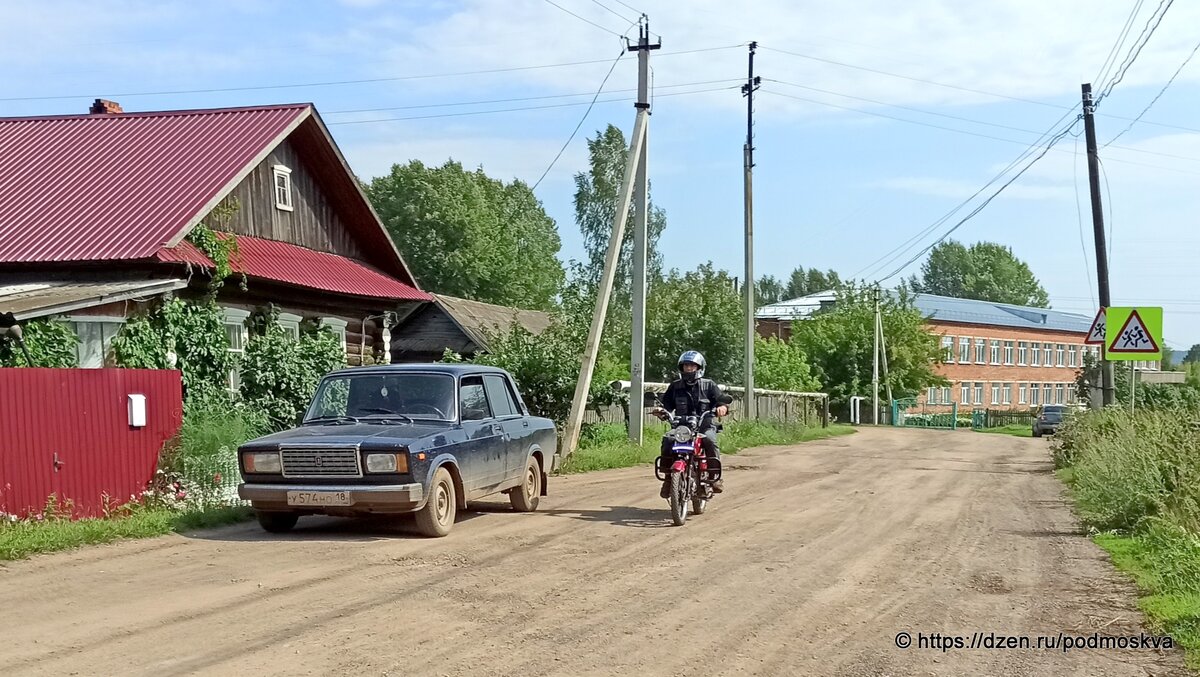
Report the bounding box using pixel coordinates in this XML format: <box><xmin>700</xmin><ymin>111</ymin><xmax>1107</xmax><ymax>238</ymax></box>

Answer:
<box><xmin>436</xmin><ymin>483</ymin><xmax>450</xmax><ymax>523</ymax></box>
<box><xmin>526</xmin><ymin>468</ymin><xmax>536</xmax><ymax>498</ymax></box>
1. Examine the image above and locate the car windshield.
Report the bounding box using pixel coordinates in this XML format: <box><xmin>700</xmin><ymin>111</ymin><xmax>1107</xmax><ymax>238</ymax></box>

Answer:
<box><xmin>1042</xmin><ymin>406</ymin><xmax>1065</xmax><ymax>420</ymax></box>
<box><xmin>304</xmin><ymin>372</ymin><xmax>456</xmax><ymax>422</ymax></box>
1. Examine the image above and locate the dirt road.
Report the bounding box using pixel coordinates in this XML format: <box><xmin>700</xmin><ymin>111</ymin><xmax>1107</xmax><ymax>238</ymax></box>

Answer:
<box><xmin>0</xmin><ymin>428</ymin><xmax>1187</xmax><ymax>676</ymax></box>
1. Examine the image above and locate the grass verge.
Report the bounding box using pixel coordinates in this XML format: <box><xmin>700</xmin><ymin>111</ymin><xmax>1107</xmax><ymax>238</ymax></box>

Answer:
<box><xmin>559</xmin><ymin>421</ymin><xmax>855</xmax><ymax>474</ymax></box>
<box><xmin>975</xmin><ymin>424</ymin><xmax>1033</xmax><ymax>438</ymax></box>
<box><xmin>0</xmin><ymin>505</ymin><xmax>253</xmax><ymax>562</ymax></box>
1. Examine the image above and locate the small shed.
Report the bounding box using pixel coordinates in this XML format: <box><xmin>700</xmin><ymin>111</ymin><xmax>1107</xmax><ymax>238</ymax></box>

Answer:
<box><xmin>390</xmin><ymin>294</ymin><xmax>551</xmax><ymax>363</ymax></box>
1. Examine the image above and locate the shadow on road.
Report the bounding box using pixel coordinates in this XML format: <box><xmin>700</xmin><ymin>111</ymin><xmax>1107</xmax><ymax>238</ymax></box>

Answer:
<box><xmin>181</xmin><ymin>511</ymin><xmax>488</xmax><ymax>543</ymax></box>
<box><xmin>537</xmin><ymin>505</ymin><xmax>675</xmax><ymax>529</ymax></box>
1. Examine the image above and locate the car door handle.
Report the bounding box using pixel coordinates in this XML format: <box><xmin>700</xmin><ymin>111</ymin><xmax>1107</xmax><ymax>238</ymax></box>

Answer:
<box><xmin>522</xmin><ymin>420</ymin><xmax>530</xmax><ymax>427</ymax></box>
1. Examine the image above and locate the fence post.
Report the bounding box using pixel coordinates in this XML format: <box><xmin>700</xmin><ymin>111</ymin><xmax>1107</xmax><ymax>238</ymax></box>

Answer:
<box><xmin>822</xmin><ymin>395</ymin><xmax>830</xmax><ymax>428</ymax></box>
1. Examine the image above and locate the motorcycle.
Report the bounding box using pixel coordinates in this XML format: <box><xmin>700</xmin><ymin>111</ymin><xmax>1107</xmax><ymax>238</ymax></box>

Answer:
<box><xmin>652</xmin><ymin>396</ymin><xmax>732</xmax><ymax>526</ymax></box>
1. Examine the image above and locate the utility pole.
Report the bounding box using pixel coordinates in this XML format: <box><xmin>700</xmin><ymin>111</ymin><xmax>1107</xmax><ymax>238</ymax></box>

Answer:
<box><xmin>562</xmin><ymin>20</ymin><xmax>656</xmax><ymax>457</ymax></box>
<box><xmin>742</xmin><ymin>41</ymin><xmax>761</xmax><ymax>420</ymax></box>
<box><xmin>878</xmin><ymin>307</ymin><xmax>893</xmax><ymax>405</ymax></box>
<box><xmin>872</xmin><ymin>286</ymin><xmax>881</xmax><ymax>425</ymax></box>
<box><xmin>1082</xmin><ymin>82</ymin><xmax>1116</xmax><ymax>407</ymax></box>
<box><xmin>628</xmin><ymin>17</ymin><xmax>658</xmax><ymax>443</ymax></box>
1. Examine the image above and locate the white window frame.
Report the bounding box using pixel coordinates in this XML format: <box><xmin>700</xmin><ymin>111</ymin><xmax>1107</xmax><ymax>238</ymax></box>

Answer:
<box><xmin>1055</xmin><ymin>383</ymin><xmax>1065</xmax><ymax>404</ymax></box>
<box><xmin>941</xmin><ymin>335</ymin><xmax>954</xmax><ymax>363</ymax></box>
<box><xmin>927</xmin><ymin>387</ymin><xmax>937</xmax><ymax>405</ymax></box>
<box><xmin>1030</xmin><ymin>383</ymin><xmax>1041</xmax><ymax>406</ymax></box>
<box><xmin>942</xmin><ymin>386</ymin><xmax>952</xmax><ymax>405</ymax></box>
<box><xmin>1004</xmin><ymin>340</ymin><xmax>1014</xmax><ymax>366</ymax></box>
<box><xmin>1068</xmin><ymin>345</ymin><xmax>1078</xmax><ymax>368</ymax></box>
<box><xmin>975</xmin><ymin>382</ymin><xmax>984</xmax><ymax>405</ymax></box>
<box><xmin>1043</xmin><ymin>382</ymin><xmax>1053</xmax><ymax>403</ymax></box>
<box><xmin>277</xmin><ymin>312</ymin><xmax>302</xmax><ymax>341</ymax></box>
<box><xmin>273</xmin><ymin>164</ymin><xmax>294</xmax><ymax>212</ymax></box>
<box><xmin>320</xmin><ymin>317</ymin><xmax>349</xmax><ymax>356</ymax></box>
<box><xmin>1018</xmin><ymin>341</ymin><xmax>1028</xmax><ymax>366</ymax></box>
<box><xmin>990</xmin><ymin>339</ymin><xmax>1001</xmax><ymax>365</ymax></box>
<box><xmin>223</xmin><ymin>307</ymin><xmax>251</xmax><ymax>392</ymax></box>
<box><xmin>67</xmin><ymin>315</ymin><xmax>125</xmax><ymax>369</ymax></box>
<box><xmin>961</xmin><ymin>382</ymin><xmax>971</xmax><ymax>405</ymax></box>
<box><xmin>1031</xmin><ymin>343</ymin><xmax>1041</xmax><ymax>367</ymax></box>
<box><xmin>1056</xmin><ymin>344</ymin><xmax>1066</xmax><ymax>367</ymax></box>
<box><xmin>1019</xmin><ymin>383</ymin><xmax>1027</xmax><ymax>404</ymax></box>
<box><xmin>975</xmin><ymin>338</ymin><xmax>986</xmax><ymax>364</ymax></box>
<box><xmin>959</xmin><ymin>337</ymin><xmax>971</xmax><ymax>364</ymax></box>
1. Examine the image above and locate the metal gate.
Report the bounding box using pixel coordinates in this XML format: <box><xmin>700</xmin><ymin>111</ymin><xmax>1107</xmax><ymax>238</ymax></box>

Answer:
<box><xmin>891</xmin><ymin>398</ymin><xmax>959</xmax><ymax>430</ymax></box>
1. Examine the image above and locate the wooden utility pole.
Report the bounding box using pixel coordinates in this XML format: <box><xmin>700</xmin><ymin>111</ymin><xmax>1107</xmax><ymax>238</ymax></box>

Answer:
<box><xmin>628</xmin><ymin>18</ymin><xmax>659</xmax><ymax>443</ymax></box>
<box><xmin>742</xmin><ymin>41</ymin><xmax>761</xmax><ymax>419</ymax></box>
<box><xmin>1082</xmin><ymin>82</ymin><xmax>1116</xmax><ymax>407</ymax></box>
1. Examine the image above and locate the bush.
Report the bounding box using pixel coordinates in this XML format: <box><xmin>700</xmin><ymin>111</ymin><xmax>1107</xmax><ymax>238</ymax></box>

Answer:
<box><xmin>0</xmin><ymin>318</ymin><xmax>78</xmax><ymax>367</ymax></box>
<box><xmin>239</xmin><ymin>312</ymin><xmax>346</xmax><ymax>430</ymax></box>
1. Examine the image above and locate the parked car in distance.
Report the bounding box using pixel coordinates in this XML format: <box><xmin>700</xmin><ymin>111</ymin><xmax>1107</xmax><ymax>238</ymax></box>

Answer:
<box><xmin>1032</xmin><ymin>404</ymin><xmax>1067</xmax><ymax>437</ymax></box>
<box><xmin>237</xmin><ymin>364</ymin><xmax>559</xmax><ymax>537</ymax></box>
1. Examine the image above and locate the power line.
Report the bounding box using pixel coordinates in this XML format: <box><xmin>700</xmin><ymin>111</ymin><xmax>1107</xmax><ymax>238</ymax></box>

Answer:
<box><xmin>1096</xmin><ymin>0</ymin><xmax>1176</xmax><ymax>104</ymax></box>
<box><xmin>531</xmin><ymin>48</ymin><xmax>626</xmax><ymax>190</ymax></box>
<box><xmin>541</xmin><ymin>0</ymin><xmax>627</xmax><ymax>37</ymax></box>
<box><xmin>875</xmin><ymin>119</ymin><xmax>1082</xmax><ymax>283</ymax></box>
<box><xmin>0</xmin><ymin>44</ymin><xmax>744</xmax><ymax>102</ymax></box>
<box><xmin>1099</xmin><ymin>156</ymin><xmax>1115</xmax><ymax>273</ymax></box>
<box><xmin>326</xmin><ymin>85</ymin><xmax>733</xmax><ymax>125</ymax></box>
<box><xmin>609</xmin><ymin>0</ymin><xmax>645</xmax><ymax>15</ymax></box>
<box><xmin>1104</xmin><ymin>35</ymin><xmax>1200</xmax><ymax>146</ymax></box>
<box><xmin>324</xmin><ymin>78</ymin><xmax>743</xmax><ymax>114</ymax></box>
<box><xmin>589</xmin><ymin>0</ymin><xmax>638</xmax><ymax>23</ymax></box>
<box><xmin>1096</xmin><ymin>0</ymin><xmax>1147</xmax><ymax>87</ymax></box>
<box><xmin>1072</xmin><ymin>136</ymin><xmax>1096</xmax><ymax>308</ymax></box>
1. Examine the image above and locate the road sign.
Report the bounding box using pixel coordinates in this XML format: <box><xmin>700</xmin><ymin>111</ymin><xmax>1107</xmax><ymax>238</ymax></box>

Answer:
<box><xmin>1085</xmin><ymin>308</ymin><xmax>1106</xmax><ymax>345</ymax></box>
<box><xmin>1105</xmin><ymin>307</ymin><xmax>1163</xmax><ymax>360</ymax></box>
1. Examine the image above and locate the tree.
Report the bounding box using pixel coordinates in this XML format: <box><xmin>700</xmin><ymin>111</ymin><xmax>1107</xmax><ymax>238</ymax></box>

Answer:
<box><xmin>755</xmin><ymin>275</ymin><xmax>786</xmax><ymax>305</ymax></box>
<box><xmin>754</xmin><ymin>335</ymin><xmax>821</xmax><ymax>392</ymax></box>
<box><xmin>783</xmin><ymin>265</ymin><xmax>841</xmax><ymax>300</ymax></box>
<box><xmin>789</xmin><ymin>282</ymin><xmax>946</xmax><ymax>406</ymax></box>
<box><xmin>645</xmin><ymin>263</ymin><xmax>744</xmax><ymax>383</ymax></box>
<box><xmin>908</xmin><ymin>240</ymin><xmax>1049</xmax><ymax>308</ymax></box>
<box><xmin>573</xmin><ymin>124</ymin><xmax>667</xmax><ymax>289</ymax></box>
<box><xmin>1185</xmin><ymin>344</ymin><xmax>1200</xmax><ymax>364</ymax></box>
<box><xmin>365</xmin><ymin>159</ymin><xmax>565</xmax><ymax>310</ymax></box>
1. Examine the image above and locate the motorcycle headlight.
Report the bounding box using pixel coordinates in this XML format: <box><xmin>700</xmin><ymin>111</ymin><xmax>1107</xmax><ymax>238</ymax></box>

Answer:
<box><xmin>672</xmin><ymin>426</ymin><xmax>693</xmax><ymax>443</ymax></box>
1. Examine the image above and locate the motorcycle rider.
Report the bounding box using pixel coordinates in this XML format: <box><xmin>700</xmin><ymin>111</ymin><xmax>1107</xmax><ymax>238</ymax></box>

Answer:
<box><xmin>652</xmin><ymin>350</ymin><xmax>729</xmax><ymax>498</ymax></box>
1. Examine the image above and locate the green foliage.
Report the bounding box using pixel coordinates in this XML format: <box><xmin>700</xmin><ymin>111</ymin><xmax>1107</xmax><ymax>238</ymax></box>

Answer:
<box><xmin>1052</xmin><ymin>409</ymin><xmax>1200</xmax><ymax>534</ymax></box>
<box><xmin>908</xmin><ymin>239</ymin><xmax>1049</xmax><ymax>308</ymax></box>
<box><xmin>574</xmin><ymin>124</ymin><xmax>667</xmax><ymax>289</ymax></box>
<box><xmin>1075</xmin><ymin>350</ymin><xmax>1200</xmax><ymax>410</ymax></box>
<box><xmin>112</xmin><ymin>297</ymin><xmax>234</xmax><ymax>402</ymax></box>
<box><xmin>645</xmin><ymin>262</ymin><xmax>744</xmax><ymax>382</ymax></box>
<box><xmin>365</xmin><ymin>159</ymin><xmax>565</xmax><ymax>310</ymax></box>
<box><xmin>790</xmin><ymin>282</ymin><xmax>946</xmax><ymax>407</ymax></box>
<box><xmin>0</xmin><ymin>318</ymin><xmax>78</xmax><ymax>367</ymax></box>
<box><xmin>785</xmin><ymin>266</ymin><xmax>841</xmax><ymax>299</ymax></box>
<box><xmin>185</xmin><ymin>199</ymin><xmax>244</xmax><ymax>291</ymax></box>
<box><xmin>753</xmin><ymin>335</ymin><xmax>821</xmax><ymax>392</ymax></box>
<box><xmin>238</xmin><ymin>307</ymin><xmax>346</xmax><ymax>430</ymax></box>
<box><xmin>755</xmin><ymin>275</ymin><xmax>787</xmax><ymax>305</ymax></box>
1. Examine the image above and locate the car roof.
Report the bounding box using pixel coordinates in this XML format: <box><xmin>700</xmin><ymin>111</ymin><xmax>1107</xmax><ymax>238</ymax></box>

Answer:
<box><xmin>321</xmin><ymin>363</ymin><xmax>511</xmax><ymax>379</ymax></box>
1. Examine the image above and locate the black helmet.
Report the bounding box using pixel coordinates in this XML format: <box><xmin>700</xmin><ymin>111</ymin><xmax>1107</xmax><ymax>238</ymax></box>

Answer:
<box><xmin>678</xmin><ymin>350</ymin><xmax>706</xmax><ymax>383</ymax></box>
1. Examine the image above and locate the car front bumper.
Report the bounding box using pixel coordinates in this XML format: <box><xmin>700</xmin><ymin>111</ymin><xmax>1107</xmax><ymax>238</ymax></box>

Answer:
<box><xmin>238</xmin><ymin>482</ymin><xmax>425</xmax><ymax>514</ymax></box>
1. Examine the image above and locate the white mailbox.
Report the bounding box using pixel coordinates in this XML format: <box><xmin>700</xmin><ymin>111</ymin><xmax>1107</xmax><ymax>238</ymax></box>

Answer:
<box><xmin>128</xmin><ymin>393</ymin><xmax>147</xmax><ymax>428</ymax></box>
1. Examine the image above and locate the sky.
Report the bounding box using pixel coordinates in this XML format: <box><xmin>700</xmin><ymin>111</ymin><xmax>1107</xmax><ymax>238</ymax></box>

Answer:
<box><xmin>4</xmin><ymin>0</ymin><xmax>1200</xmax><ymax>352</ymax></box>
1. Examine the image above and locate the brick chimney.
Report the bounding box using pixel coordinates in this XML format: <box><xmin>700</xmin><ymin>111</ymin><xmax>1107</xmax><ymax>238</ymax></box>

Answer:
<box><xmin>89</xmin><ymin>99</ymin><xmax>123</xmax><ymax>114</ymax></box>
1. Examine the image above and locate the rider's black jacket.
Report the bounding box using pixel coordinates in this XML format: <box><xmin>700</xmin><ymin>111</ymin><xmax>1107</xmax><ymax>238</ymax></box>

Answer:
<box><xmin>658</xmin><ymin>377</ymin><xmax>726</xmax><ymax>418</ymax></box>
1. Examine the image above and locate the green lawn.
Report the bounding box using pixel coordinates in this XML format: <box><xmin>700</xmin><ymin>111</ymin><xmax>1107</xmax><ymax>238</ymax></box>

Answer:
<box><xmin>560</xmin><ymin>421</ymin><xmax>855</xmax><ymax>474</ymax></box>
<box><xmin>975</xmin><ymin>424</ymin><xmax>1034</xmax><ymax>438</ymax></box>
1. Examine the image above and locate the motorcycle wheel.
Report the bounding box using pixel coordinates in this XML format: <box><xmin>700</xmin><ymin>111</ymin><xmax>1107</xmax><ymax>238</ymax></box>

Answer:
<box><xmin>691</xmin><ymin>468</ymin><xmax>708</xmax><ymax>514</ymax></box>
<box><xmin>668</xmin><ymin>471</ymin><xmax>689</xmax><ymax>526</ymax></box>
<box><xmin>692</xmin><ymin>495</ymin><xmax>707</xmax><ymax>515</ymax></box>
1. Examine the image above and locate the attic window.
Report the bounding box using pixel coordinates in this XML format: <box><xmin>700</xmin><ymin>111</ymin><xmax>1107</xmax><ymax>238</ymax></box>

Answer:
<box><xmin>273</xmin><ymin>165</ymin><xmax>293</xmax><ymax>211</ymax></box>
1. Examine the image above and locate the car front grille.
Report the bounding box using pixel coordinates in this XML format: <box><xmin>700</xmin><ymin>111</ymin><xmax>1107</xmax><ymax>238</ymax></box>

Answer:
<box><xmin>280</xmin><ymin>447</ymin><xmax>362</xmax><ymax>478</ymax></box>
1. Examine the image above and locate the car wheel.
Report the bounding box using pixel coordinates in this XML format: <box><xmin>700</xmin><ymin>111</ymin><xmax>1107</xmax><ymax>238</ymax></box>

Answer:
<box><xmin>415</xmin><ymin>467</ymin><xmax>456</xmax><ymax>538</ymax></box>
<box><xmin>256</xmin><ymin>511</ymin><xmax>298</xmax><ymax>533</ymax></box>
<box><xmin>510</xmin><ymin>456</ymin><xmax>541</xmax><ymax>512</ymax></box>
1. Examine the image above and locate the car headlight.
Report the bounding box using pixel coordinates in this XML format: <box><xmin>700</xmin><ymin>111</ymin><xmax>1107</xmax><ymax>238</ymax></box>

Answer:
<box><xmin>244</xmin><ymin>451</ymin><xmax>281</xmax><ymax>473</ymax></box>
<box><xmin>366</xmin><ymin>453</ymin><xmax>408</xmax><ymax>473</ymax></box>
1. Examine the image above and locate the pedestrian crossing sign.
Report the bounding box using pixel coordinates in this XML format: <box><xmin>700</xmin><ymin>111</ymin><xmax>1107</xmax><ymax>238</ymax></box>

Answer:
<box><xmin>1105</xmin><ymin>307</ymin><xmax>1162</xmax><ymax>360</ymax></box>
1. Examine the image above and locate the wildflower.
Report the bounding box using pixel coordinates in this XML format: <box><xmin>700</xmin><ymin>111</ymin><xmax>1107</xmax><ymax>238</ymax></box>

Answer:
<box><xmin>213</xmin><ymin>473</ymin><xmax>223</xmax><ymax>484</ymax></box>
<box><xmin>176</xmin><ymin>491</ymin><xmax>187</xmax><ymax>501</ymax></box>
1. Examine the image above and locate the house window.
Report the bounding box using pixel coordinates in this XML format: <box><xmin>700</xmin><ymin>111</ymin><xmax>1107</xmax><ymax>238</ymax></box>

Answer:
<box><xmin>1043</xmin><ymin>382</ymin><xmax>1053</xmax><ymax>403</ymax></box>
<box><xmin>1004</xmin><ymin>341</ymin><xmax>1014</xmax><ymax>366</ymax></box>
<box><xmin>1066</xmin><ymin>387</ymin><xmax>1077</xmax><ymax>404</ymax></box>
<box><xmin>273</xmin><ymin>164</ymin><xmax>294</xmax><ymax>211</ymax></box>
<box><xmin>990</xmin><ymin>340</ymin><xmax>1001</xmax><ymax>365</ymax></box>
<box><xmin>1019</xmin><ymin>383</ymin><xmax>1027</xmax><ymax>404</ymax></box>
<box><xmin>1031</xmin><ymin>343</ymin><xmax>1041</xmax><ymax>367</ymax></box>
<box><xmin>1030</xmin><ymin>383</ymin><xmax>1041</xmax><ymax>405</ymax></box>
<box><xmin>961</xmin><ymin>382</ymin><xmax>971</xmax><ymax>405</ymax></box>
<box><xmin>67</xmin><ymin>316</ymin><xmax>124</xmax><ymax>368</ymax></box>
<box><xmin>223</xmin><ymin>308</ymin><xmax>251</xmax><ymax>391</ymax></box>
<box><xmin>941</xmin><ymin>336</ymin><xmax>954</xmax><ymax>362</ymax></box>
<box><xmin>942</xmin><ymin>386</ymin><xmax>952</xmax><ymax>405</ymax></box>
<box><xmin>927</xmin><ymin>387</ymin><xmax>937</xmax><ymax>405</ymax></box>
<box><xmin>1055</xmin><ymin>383</ymin><xmax>1065</xmax><ymax>404</ymax></box>
<box><xmin>1068</xmin><ymin>345</ymin><xmax>1078</xmax><ymax>368</ymax></box>
<box><xmin>278</xmin><ymin>312</ymin><xmax>301</xmax><ymax>341</ymax></box>
<box><xmin>959</xmin><ymin>337</ymin><xmax>971</xmax><ymax>363</ymax></box>
<box><xmin>991</xmin><ymin>382</ymin><xmax>1001</xmax><ymax>405</ymax></box>
<box><xmin>1056</xmin><ymin>344</ymin><xmax>1066</xmax><ymax>367</ymax></box>
<box><xmin>1018</xmin><ymin>341</ymin><xmax>1028</xmax><ymax>366</ymax></box>
<box><xmin>320</xmin><ymin>317</ymin><xmax>349</xmax><ymax>356</ymax></box>
<box><xmin>1002</xmin><ymin>383</ymin><xmax>1012</xmax><ymax>406</ymax></box>
<box><xmin>1044</xmin><ymin>343</ymin><xmax>1055</xmax><ymax>366</ymax></box>
<box><xmin>975</xmin><ymin>382</ymin><xmax>984</xmax><ymax>405</ymax></box>
<box><xmin>975</xmin><ymin>338</ymin><xmax>986</xmax><ymax>364</ymax></box>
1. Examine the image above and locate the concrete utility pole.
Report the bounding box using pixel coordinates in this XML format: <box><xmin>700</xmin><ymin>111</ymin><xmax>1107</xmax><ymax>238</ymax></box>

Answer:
<box><xmin>742</xmin><ymin>41</ymin><xmax>761</xmax><ymax>419</ymax></box>
<box><xmin>562</xmin><ymin>19</ymin><xmax>657</xmax><ymax>457</ymax></box>
<box><xmin>628</xmin><ymin>17</ymin><xmax>659</xmax><ymax>443</ymax></box>
<box><xmin>1082</xmin><ymin>83</ymin><xmax>1116</xmax><ymax>407</ymax></box>
<box><xmin>872</xmin><ymin>286</ymin><xmax>880</xmax><ymax>425</ymax></box>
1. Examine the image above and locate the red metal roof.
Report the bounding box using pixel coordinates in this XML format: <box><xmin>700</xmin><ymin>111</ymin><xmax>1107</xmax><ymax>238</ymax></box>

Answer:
<box><xmin>158</xmin><ymin>235</ymin><xmax>431</xmax><ymax>302</ymax></box>
<box><xmin>0</xmin><ymin>105</ymin><xmax>309</xmax><ymax>263</ymax></box>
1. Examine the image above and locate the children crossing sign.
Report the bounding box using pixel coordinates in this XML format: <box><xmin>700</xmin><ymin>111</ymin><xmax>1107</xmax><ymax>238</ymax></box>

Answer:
<box><xmin>1105</xmin><ymin>307</ymin><xmax>1163</xmax><ymax>360</ymax></box>
<box><xmin>1085</xmin><ymin>308</ymin><xmax>1106</xmax><ymax>345</ymax></box>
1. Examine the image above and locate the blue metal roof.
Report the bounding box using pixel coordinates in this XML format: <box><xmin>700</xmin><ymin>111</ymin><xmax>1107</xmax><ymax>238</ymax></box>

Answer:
<box><xmin>757</xmin><ymin>290</ymin><xmax>1093</xmax><ymax>334</ymax></box>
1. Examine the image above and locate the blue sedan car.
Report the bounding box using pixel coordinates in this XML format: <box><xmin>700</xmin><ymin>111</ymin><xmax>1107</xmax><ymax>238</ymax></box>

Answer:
<box><xmin>237</xmin><ymin>364</ymin><xmax>559</xmax><ymax>537</ymax></box>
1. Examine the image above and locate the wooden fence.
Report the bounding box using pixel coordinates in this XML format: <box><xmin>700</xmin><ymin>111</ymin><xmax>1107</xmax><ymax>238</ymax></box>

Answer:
<box><xmin>590</xmin><ymin>381</ymin><xmax>829</xmax><ymax>428</ymax></box>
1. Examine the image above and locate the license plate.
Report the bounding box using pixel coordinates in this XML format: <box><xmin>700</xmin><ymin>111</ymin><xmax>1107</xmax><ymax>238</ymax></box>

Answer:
<box><xmin>286</xmin><ymin>490</ymin><xmax>352</xmax><ymax>506</ymax></box>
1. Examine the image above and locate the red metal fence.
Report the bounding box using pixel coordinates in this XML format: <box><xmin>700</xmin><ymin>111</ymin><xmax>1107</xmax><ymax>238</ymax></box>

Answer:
<box><xmin>0</xmin><ymin>368</ymin><xmax>183</xmax><ymax>519</ymax></box>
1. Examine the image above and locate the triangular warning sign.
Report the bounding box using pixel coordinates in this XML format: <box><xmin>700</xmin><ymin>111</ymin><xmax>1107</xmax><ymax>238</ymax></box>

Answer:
<box><xmin>1108</xmin><ymin>309</ymin><xmax>1160</xmax><ymax>354</ymax></box>
<box><xmin>1085</xmin><ymin>308</ymin><xmax>1106</xmax><ymax>345</ymax></box>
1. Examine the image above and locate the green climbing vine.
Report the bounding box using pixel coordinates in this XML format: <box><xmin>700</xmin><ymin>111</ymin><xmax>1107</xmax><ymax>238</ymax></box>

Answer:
<box><xmin>0</xmin><ymin>318</ymin><xmax>79</xmax><ymax>367</ymax></box>
<box><xmin>111</xmin><ymin>296</ymin><xmax>234</xmax><ymax>401</ymax></box>
<box><xmin>185</xmin><ymin>198</ymin><xmax>244</xmax><ymax>291</ymax></box>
